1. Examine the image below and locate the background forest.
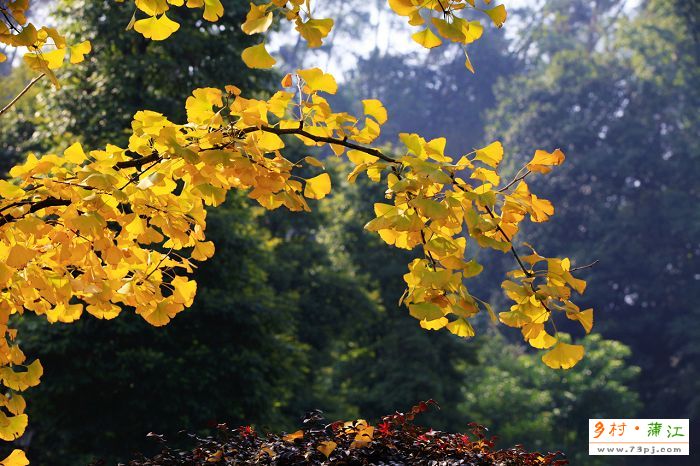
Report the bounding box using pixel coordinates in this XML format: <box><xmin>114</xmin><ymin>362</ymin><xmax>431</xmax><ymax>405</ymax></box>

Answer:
<box><xmin>0</xmin><ymin>0</ymin><xmax>697</xmax><ymax>465</ymax></box>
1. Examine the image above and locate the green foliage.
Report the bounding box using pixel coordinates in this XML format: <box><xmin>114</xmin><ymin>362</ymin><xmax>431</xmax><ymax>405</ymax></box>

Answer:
<box><xmin>1</xmin><ymin>0</ymin><xmax>693</xmax><ymax>463</ymax></box>
<box><xmin>487</xmin><ymin>0</ymin><xmax>699</xmax><ymax>459</ymax></box>
<box><xmin>458</xmin><ymin>333</ymin><xmax>641</xmax><ymax>465</ymax></box>
<box><xmin>0</xmin><ymin>66</ymin><xmax>47</xmax><ymax>174</ymax></box>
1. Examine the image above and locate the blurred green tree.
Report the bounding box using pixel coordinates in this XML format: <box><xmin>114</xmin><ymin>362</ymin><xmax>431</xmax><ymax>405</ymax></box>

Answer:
<box><xmin>458</xmin><ymin>333</ymin><xmax>641</xmax><ymax>465</ymax></box>
<box><xmin>487</xmin><ymin>0</ymin><xmax>699</xmax><ymax>461</ymax></box>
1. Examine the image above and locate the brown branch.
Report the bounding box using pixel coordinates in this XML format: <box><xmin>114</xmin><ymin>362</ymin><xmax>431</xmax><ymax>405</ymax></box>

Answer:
<box><xmin>241</xmin><ymin>125</ymin><xmax>398</xmax><ymax>164</ymax></box>
<box><xmin>482</xmin><ymin>205</ymin><xmax>532</xmax><ymax>277</ymax></box>
<box><xmin>112</xmin><ymin>123</ymin><xmax>399</xmax><ymax>171</ymax></box>
<box><xmin>0</xmin><ymin>197</ymin><xmax>70</xmax><ymax>226</ymax></box>
<box><xmin>435</xmin><ymin>0</ymin><xmax>450</xmax><ymax>16</ymax></box>
<box><xmin>497</xmin><ymin>169</ymin><xmax>531</xmax><ymax>193</ymax></box>
<box><xmin>419</xmin><ymin>229</ymin><xmax>438</xmax><ymax>270</ymax></box>
<box><xmin>0</xmin><ymin>73</ymin><xmax>45</xmax><ymax>118</ymax></box>
<box><xmin>114</xmin><ymin>153</ymin><xmax>161</xmax><ymax>170</ymax></box>
<box><xmin>570</xmin><ymin>259</ymin><xmax>599</xmax><ymax>273</ymax></box>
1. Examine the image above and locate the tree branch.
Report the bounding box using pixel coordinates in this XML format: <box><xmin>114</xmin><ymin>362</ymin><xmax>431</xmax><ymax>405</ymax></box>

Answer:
<box><xmin>570</xmin><ymin>259</ymin><xmax>599</xmax><ymax>272</ymax></box>
<box><xmin>114</xmin><ymin>153</ymin><xmax>161</xmax><ymax>169</ymax></box>
<box><xmin>483</xmin><ymin>205</ymin><xmax>532</xmax><ymax>277</ymax></box>
<box><xmin>0</xmin><ymin>197</ymin><xmax>70</xmax><ymax>226</ymax></box>
<box><xmin>0</xmin><ymin>73</ymin><xmax>45</xmax><ymax>118</ymax></box>
<box><xmin>113</xmin><ymin>123</ymin><xmax>399</xmax><ymax>171</ymax></box>
<box><xmin>242</xmin><ymin>125</ymin><xmax>399</xmax><ymax>164</ymax></box>
<box><xmin>497</xmin><ymin>169</ymin><xmax>531</xmax><ymax>193</ymax></box>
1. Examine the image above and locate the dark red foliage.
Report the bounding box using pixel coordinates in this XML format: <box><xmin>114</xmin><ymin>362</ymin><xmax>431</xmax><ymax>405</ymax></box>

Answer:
<box><xmin>115</xmin><ymin>402</ymin><xmax>568</xmax><ymax>465</ymax></box>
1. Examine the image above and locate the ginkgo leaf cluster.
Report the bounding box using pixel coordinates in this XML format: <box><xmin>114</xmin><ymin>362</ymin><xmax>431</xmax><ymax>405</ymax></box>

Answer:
<box><xmin>0</xmin><ymin>0</ymin><xmax>91</xmax><ymax>88</ymax></box>
<box><xmin>121</xmin><ymin>0</ymin><xmax>224</xmax><ymax>41</ymax></box>
<box><xmin>389</xmin><ymin>0</ymin><xmax>507</xmax><ymax>72</ymax></box>
<box><xmin>120</xmin><ymin>0</ymin><xmax>507</xmax><ymax>72</ymax></box>
<box><xmin>238</xmin><ymin>0</ymin><xmax>506</xmax><ymax>71</ymax></box>
<box><xmin>0</xmin><ymin>64</ymin><xmax>592</xmax><ymax>465</ymax></box>
<box><xmin>0</xmin><ymin>67</ymin><xmax>591</xmax><ymax>410</ymax></box>
<box><xmin>0</xmin><ymin>1</ymin><xmax>597</xmax><ymax>463</ymax></box>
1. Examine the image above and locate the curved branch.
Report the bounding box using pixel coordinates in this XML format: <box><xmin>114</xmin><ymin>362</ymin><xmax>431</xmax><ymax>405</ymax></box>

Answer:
<box><xmin>247</xmin><ymin>125</ymin><xmax>398</xmax><ymax>164</ymax></box>
<box><xmin>114</xmin><ymin>123</ymin><xmax>399</xmax><ymax>171</ymax></box>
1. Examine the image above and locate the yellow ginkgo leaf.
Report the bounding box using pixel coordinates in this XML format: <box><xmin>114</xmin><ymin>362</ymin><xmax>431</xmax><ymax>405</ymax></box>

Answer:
<box><xmin>350</xmin><ymin>425</ymin><xmax>374</xmax><ymax>448</ymax></box>
<box><xmin>86</xmin><ymin>303</ymin><xmax>121</xmax><ymax>320</ymax></box>
<box><xmin>0</xmin><ymin>180</ymin><xmax>25</xmax><ymax>200</ymax></box>
<box><xmin>304</xmin><ymin>156</ymin><xmax>324</xmax><ymax>168</ymax></box>
<box><xmin>464</xmin><ymin>50</ymin><xmax>475</xmax><ymax>73</ymax></box>
<box><xmin>420</xmin><ymin>317</ymin><xmax>449</xmax><ymax>330</ymax></box>
<box><xmin>2</xmin><ymin>394</ymin><xmax>26</xmax><ymax>416</ymax></box>
<box><xmin>527</xmin><ymin>328</ymin><xmax>558</xmax><ymax>349</ymax></box>
<box><xmin>5</xmin><ymin>245</ymin><xmax>36</xmax><ymax>269</ymax></box>
<box><xmin>63</xmin><ymin>142</ymin><xmax>86</xmax><ymax>164</ymax></box>
<box><xmin>141</xmin><ymin>301</ymin><xmax>184</xmax><ymax>327</ymax></box>
<box><xmin>202</xmin><ymin>0</ymin><xmax>224</xmax><ymax>22</ymax></box>
<box><xmin>12</xmin><ymin>25</ymin><xmax>38</xmax><ymax>47</ymax></box>
<box><xmin>362</xmin><ymin>99</ymin><xmax>388</xmax><ymax>124</ymax></box>
<box><xmin>566</xmin><ymin>308</ymin><xmax>594</xmax><ymax>334</ymax></box>
<box><xmin>171</xmin><ymin>276</ymin><xmax>197</xmax><ymax>306</ymax></box>
<box><xmin>542</xmin><ymin>342</ymin><xmax>585</xmax><ymax>369</ymax></box>
<box><xmin>24</xmin><ymin>47</ymin><xmax>66</xmax><ymax>70</ymax></box>
<box><xmin>527</xmin><ymin>149</ymin><xmax>566</xmax><ymax>174</ymax></box>
<box><xmin>388</xmin><ymin>0</ymin><xmax>416</xmax><ymax>16</ymax></box>
<box><xmin>45</xmin><ymin>303</ymin><xmax>83</xmax><ymax>324</ymax></box>
<box><xmin>484</xmin><ymin>4</ymin><xmax>507</xmax><ymax>28</ymax></box>
<box><xmin>134</xmin><ymin>14</ymin><xmax>180</xmax><ymax>41</ymax></box>
<box><xmin>317</xmin><ymin>441</ymin><xmax>337</xmax><ymax>458</ymax></box>
<box><xmin>39</xmin><ymin>26</ymin><xmax>67</xmax><ymax>48</ymax></box>
<box><xmin>241</xmin><ymin>43</ymin><xmax>276</xmax><ymax>69</ymax></box>
<box><xmin>446</xmin><ymin>318</ymin><xmax>475</xmax><ymax>338</ymax></box>
<box><xmin>0</xmin><ymin>449</ymin><xmax>29</xmax><ymax>466</ymax></box>
<box><xmin>191</xmin><ymin>241</ymin><xmax>215</xmax><ymax>261</ymax></box>
<box><xmin>283</xmin><ymin>430</ymin><xmax>303</xmax><ymax>442</ymax></box>
<box><xmin>135</xmin><ymin>0</ymin><xmax>170</xmax><ymax>16</ymax></box>
<box><xmin>0</xmin><ymin>413</ymin><xmax>27</xmax><ymax>441</ymax></box>
<box><xmin>304</xmin><ymin>173</ymin><xmax>332</xmax><ymax>199</ymax></box>
<box><xmin>69</xmin><ymin>40</ymin><xmax>91</xmax><ymax>64</ymax></box>
<box><xmin>0</xmin><ymin>360</ymin><xmax>43</xmax><ymax>392</ymax></box>
<box><xmin>474</xmin><ymin>141</ymin><xmax>503</xmax><ymax>168</ymax></box>
<box><xmin>296</xmin><ymin>18</ymin><xmax>334</xmax><ymax>48</ymax></box>
<box><xmin>281</xmin><ymin>73</ymin><xmax>293</xmax><ymax>87</ymax></box>
<box><xmin>431</xmin><ymin>17</ymin><xmax>466</xmax><ymax>42</ymax></box>
<box><xmin>471</xmin><ymin>167</ymin><xmax>500</xmax><ymax>185</ymax></box>
<box><xmin>242</xmin><ymin>3</ymin><xmax>273</xmax><ymax>35</ymax></box>
<box><xmin>297</xmin><ymin>68</ymin><xmax>337</xmax><ymax>94</ymax></box>
<box><xmin>409</xmin><ymin>302</ymin><xmax>444</xmax><ymax>321</ymax></box>
<box><xmin>411</xmin><ymin>28</ymin><xmax>442</xmax><ymax>49</ymax></box>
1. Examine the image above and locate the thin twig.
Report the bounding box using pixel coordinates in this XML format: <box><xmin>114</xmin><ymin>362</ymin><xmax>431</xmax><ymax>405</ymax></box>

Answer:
<box><xmin>497</xmin><ymin>169</ymin><xmax>531</xmax><ymax>192</ymax></box>
<box><xmin>0</xmin><ymin>73</ymin><xmax>45</xmax><ymax>117</ymax></box>
<box><xmin>570</xmin><ymin>259</ymin><xmax>599</xmax><ymax>273</ymax></box>
<box><xmin>483</xmin><ymin>205</ymin><xmax>532</xmax><ymax>277</ymax></box>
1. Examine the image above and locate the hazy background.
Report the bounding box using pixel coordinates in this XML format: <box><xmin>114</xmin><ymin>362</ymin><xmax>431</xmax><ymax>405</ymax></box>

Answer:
<box><xmin>0</xmin><ymin>0</ymin><xmax>698</xmax><ymax>465</ymax></box>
